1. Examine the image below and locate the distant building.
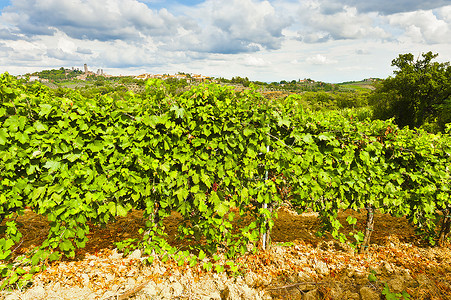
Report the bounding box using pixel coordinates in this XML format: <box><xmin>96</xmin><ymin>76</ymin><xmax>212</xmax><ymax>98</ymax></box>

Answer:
<box><xmin>76</xmin><ymin>74</ymin><xmax>87</xmax><ymax>81</ymax></box>
<box><xmin>84</xmin><ymin>64</ymin><xmax>88</xmax><ymax>74</ymax></box>
<box><xmin>76</xmin><ymin>71</ymin><xmax>96</xmax><ymax>80</ymax></box>
<box><xmin>299</xmin><ymin>78</ymin><xmax>314</xmax><ymax>83</ymax></box>
<box><xmin>134</xmin><ymin>73</ymin><xmax>151</xmax><ymax>80</ymax></box>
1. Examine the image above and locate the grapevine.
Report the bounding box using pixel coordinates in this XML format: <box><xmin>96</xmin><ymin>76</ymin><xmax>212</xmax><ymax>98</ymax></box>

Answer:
<box><xmin>0</xmin><ymin>73</ymin><xmax>450</xmax><ymax>288</ymax></box>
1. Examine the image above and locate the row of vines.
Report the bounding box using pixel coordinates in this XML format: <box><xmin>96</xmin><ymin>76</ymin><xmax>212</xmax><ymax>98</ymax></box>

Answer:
<box><xmin>1</xmin><ymin>72</ymin><xmax>450</xmax><ymax>288</ymax></box>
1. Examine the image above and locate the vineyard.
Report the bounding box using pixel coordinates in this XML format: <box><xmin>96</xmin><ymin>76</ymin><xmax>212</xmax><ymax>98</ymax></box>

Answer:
<box><xmin>1</xmin><ymin>72</ymin><xmax>450</xmax><ymax>298</ymax></box>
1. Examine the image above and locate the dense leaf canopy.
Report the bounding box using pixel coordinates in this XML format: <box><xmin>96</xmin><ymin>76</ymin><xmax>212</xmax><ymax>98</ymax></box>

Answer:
<box><xmin>371</xmin><ymin>52</ymin><xmax>451</xmax><ymax>132</ymax></box>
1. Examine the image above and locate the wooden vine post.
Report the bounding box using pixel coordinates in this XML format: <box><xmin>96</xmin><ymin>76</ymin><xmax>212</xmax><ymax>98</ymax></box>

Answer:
<box><xmin>261</xmin><ymin>203</ymin><xmax>273</xmax><ymax>251</ymax></box>
<box><xmin>262</xmin><ymin>145</ymin><xmax>272</xmax><ymax>251</ymax></box>
<box><xmin>359</xmin><ymin>204</ymin><xmax>375</xmax><ymax>254</ymax></box>
<box><xmin>439</xmin><ymin>207</ymin><xmax>451</xmax><ymax>246</ymax></box>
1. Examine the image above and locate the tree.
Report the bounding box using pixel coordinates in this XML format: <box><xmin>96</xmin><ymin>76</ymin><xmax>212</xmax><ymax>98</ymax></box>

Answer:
<box><xmin>371</xmin><ymin>52</ymin><xmax>451</xmax><ymax>132</ymax></box>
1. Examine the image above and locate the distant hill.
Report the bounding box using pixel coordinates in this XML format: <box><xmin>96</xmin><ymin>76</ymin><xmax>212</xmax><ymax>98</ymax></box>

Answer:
<box><xmin>27</xmin><ymin>67</ymin><xmax>83</xmax><ymax>81</ymax></box>
<box><xmin>336</xmin><ymin>79</ymin><xmax>381</xmax><ymax>91</ymax></box>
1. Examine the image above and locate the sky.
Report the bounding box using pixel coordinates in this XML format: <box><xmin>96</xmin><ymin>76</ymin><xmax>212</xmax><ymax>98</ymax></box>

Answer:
<box><xmin>0</xmin><ymin>0</ymin><xmax>450</xmax><ymax>83</ymax></box>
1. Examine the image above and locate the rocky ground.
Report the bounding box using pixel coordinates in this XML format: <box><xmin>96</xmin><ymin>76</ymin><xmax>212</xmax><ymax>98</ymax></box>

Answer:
<box><xmin>1</xmin><ymin>207</ymin><xmax>450</xmax><ymax>299</ymax></box>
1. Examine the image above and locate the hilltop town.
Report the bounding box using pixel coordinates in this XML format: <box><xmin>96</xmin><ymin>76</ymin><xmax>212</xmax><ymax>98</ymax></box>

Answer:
<box><xmin>15</xmin><ymin>64</ymin><xmax>378</xmax><ymax>103</ymax></box>
<box><xmin>18</xmin><ymin>64</ymin><xmax>214</xmax><ymax>84</ymax></box>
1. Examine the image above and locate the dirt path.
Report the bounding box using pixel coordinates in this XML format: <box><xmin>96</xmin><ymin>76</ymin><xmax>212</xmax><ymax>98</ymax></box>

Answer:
<box><xmin>1</xmin><ymin>207</ymin><xmax>450</xmax><ymax>299</ymax></box>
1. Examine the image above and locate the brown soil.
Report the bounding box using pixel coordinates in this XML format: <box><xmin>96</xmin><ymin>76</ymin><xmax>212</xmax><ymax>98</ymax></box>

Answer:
<box><xmin>1</xmin><ymin>207</ymin><xmax>450</xmax><ymax>299</ymax></box>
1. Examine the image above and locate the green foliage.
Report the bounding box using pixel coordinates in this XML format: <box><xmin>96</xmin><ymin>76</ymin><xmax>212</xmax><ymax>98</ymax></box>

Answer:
<box><xmin>28</xmin><ymin>67</ymin><xmax>83</xmax><ymax>81</ymax></box>
<box><xmin>368</xmin><ymin>270</ymin><xmax>411</xmax><ymax>299</ymax></box>
<box><xmin>271</xmin><ymin>80</ymin><xmax>338</xmax><ymax>92</ymax></box>
<box><xmin>299</xmin><ymin>90</ymin><xmax>369</xmax><ymax>111</ymax></box>
<box><xmin>382</xmin><ymin>284</ymin><xmax>411</xmax><ymax>300</ymax></box>
<box><xmin>371</xmin><ymin>51</ymin><xmax>451</xmax><ymax>132</ymax></box>
<box><xmin>0</xmin><ymin>72</ymin><xmax>450</xmax><ymax>289</ymax></box>
<box><xmin>368</xmin><ymin>270</ymin><xmax>378</xmax><ymax>283</ymax></box>
<box><xmin>0</xmin><ymin>74</ymin><xmax>277</xmax><ymax>287</ymax></box>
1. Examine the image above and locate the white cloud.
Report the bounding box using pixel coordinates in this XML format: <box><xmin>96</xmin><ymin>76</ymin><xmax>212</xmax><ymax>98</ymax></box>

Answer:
<box><xmin>436</xmin><ymin>5</ymin><xmax>451</xmax><ymax>22</ymax></box>
<box><xmin>208</xmin><ymin>0</ymin><xmax>289</xmax><ymax>49</ymax></box>
<box><xmin>45</xmin><ymin>48</ymin><xmax>80</xmax><ymax>61</ymax></box>
<box><xmin>166</xmin><ymin>0</ymin><xmax>291</xmax><ymax>53</ymax></box>
<box><xmin>76</xmin><ymin>47</ymin><xmax>92</xmax><ymax>55</ymax></box>
<box><xmin>298</xmin><ymin>4</ymin><xmax>390</xmax><ymax>43</ymax></box>
<box><xmin>338</xmin><ymin>0</ymin><xmax>449</xmax><ymax>15</ymax></box>
<box><xmin>387</xmin><ymin>8</ymin><xmax>451</xmax><ymax>44</ymax></box>
<box><xmin>0</xmin><ymin>43</ymin><xmax>14</xmax><ymax>57</ymax></box>
<box><xmin>0</xmin><ymin>0</ymin><xmax>291</xmax><ymax>56</ymax></box>
<box><xmin>0</xmin><ymin>0</ymin><xmax>186</xmax><ymax>41</ymax></box>
<box><xmin>306</xmin><ymin>54</ymin><xmax>337</xmax><ymax>65</ymax></box>
<box><xmin>355</xmin><ymin>49</ymin><xmax>370</xmax><ymax>55</ymax></box>
<box><xmin>243</xmin><ymin>55</ymin><xmax>268</xmax><ymax>67</ymax></box>
<box><xmin>0</xmin><ymin>0</ymin><xmax>450</xmax><ymax>83</ymax></box>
